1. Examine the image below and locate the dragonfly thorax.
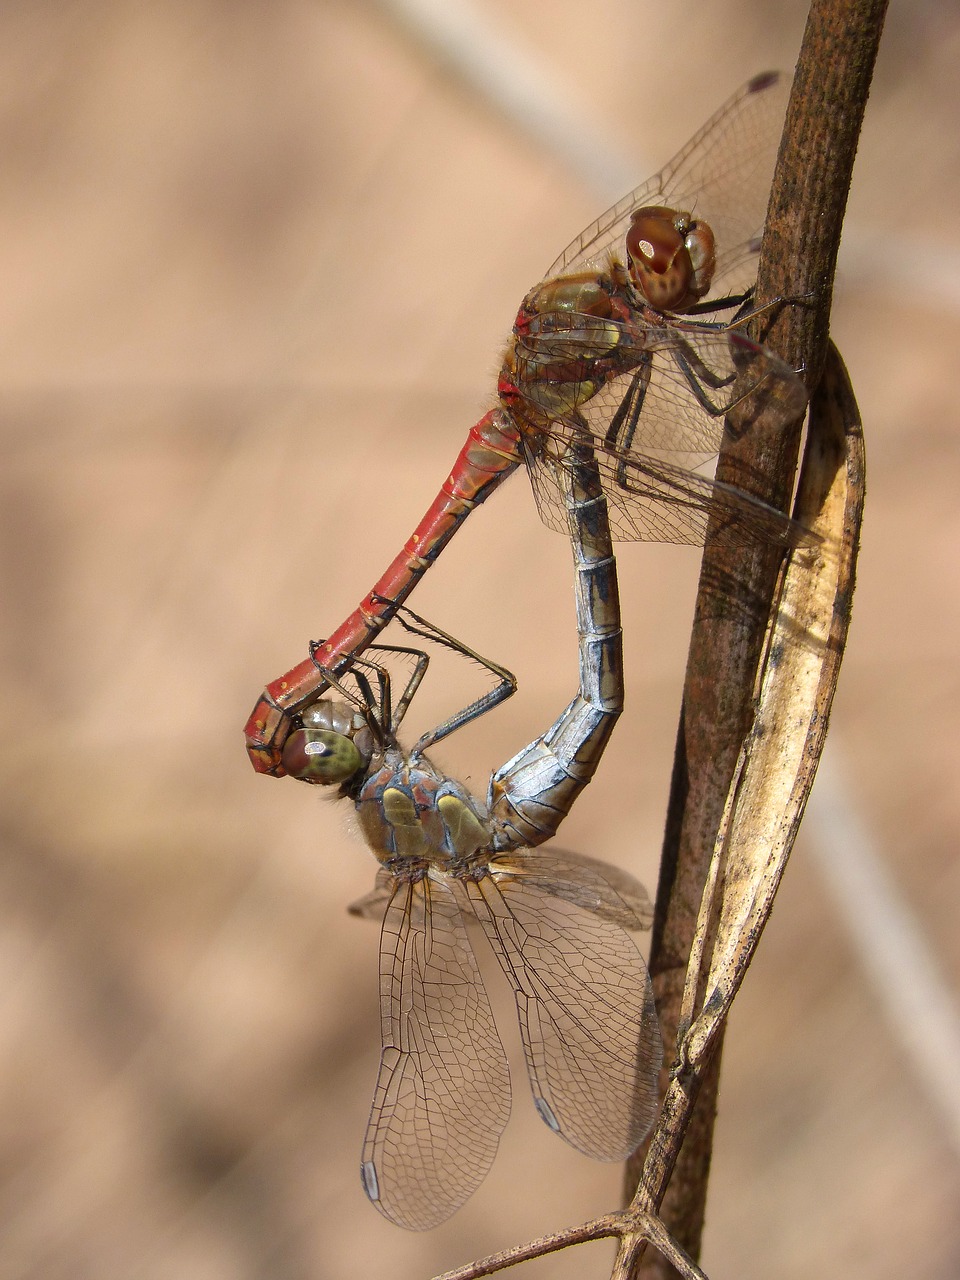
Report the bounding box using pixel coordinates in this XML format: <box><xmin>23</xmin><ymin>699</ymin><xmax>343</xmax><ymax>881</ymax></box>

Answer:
<box><xmin>356</xmin><ymin>757</ymin><xmax>493</xmax><ymax>870</ymax></box>
<box><xmin>500</xmin><ymin>272</ymin><xmax>639</xmax><ymax>425</ymax></box>
<box><xmin>515</xmin><ymin>271</ymin><xmax>623</xmax><ymax>323</ymax></box>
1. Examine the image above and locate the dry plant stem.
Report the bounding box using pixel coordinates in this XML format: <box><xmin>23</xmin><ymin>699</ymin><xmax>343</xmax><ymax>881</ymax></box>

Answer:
<box><xmin>623</xmin><ymin>0</ymin><xmax>887</xmax><ymax>1271</ymax></box>
<box><xmin>433</xmin><ymin>341</ymin><xmax>864</xmax><ymax>1280</ymax></box>
<box><xmin>432</xmin><ymin>5</ymin><xmax>877</xmax><ymax>1275</ymax></box>
<box><xmin>629</xmin><ymin>341</ymin><xmax>865</xmax><ymax>1227</ymax></box>
<box><xmin>433</xmin><ymin>1215</ymin><xmax>622</xmax><ymax>1280</ymax></box>
<box><xmin>433</xmin><ymin>1210</ymin><xmax>709</xmax><ymax>1280</ymax></box>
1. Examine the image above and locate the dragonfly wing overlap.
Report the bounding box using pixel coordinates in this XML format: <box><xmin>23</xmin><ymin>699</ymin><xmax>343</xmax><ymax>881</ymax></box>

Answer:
<box><xmin>490</xmin><ymin>848</ymin><xmax>654</xmax><ymax>931</ymax></box>
<box><xmin>531</xmin><ymin>439</ymin><xmax>813</xmax><ymax>548</ymax></box>
<box><xmin>466</xmin><ymin>873</ymin><xmax>661</xmax><ymax>1161</ymax></box>
<box><xmin>517</xmin><ymin>318</ymin><xmax>806</xmax><ymax>448</ymax></box>
<box><xmin>514</xmin><ymin>314</ymin><xmax>810</xmax><ymax>547</ymax></box>
<box><xmin>362</xmin><ymin>876</ymin><xmax>510</xmax><ymax>1231</ymax></box>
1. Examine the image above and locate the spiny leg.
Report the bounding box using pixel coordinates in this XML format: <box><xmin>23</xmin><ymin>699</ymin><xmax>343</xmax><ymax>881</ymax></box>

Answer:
<box><xmin>308</xmin><ymin>642</ymin><xmax>428</xmax><ymax>741</ymax></box>
<box><xmin>683</xmin><ymin>286</ymin><xmax>754</xmax><ymax>318</ymax></box>
<box><xmin>604</xmin><ymin>361</ymin><xmax>651</xmax><ymax>491</ymax></box>
<box><xmin>658</xmin><ymin>332</ymin><xmax>743</xmax><ymax>425</ymax></box>
<box><xmin>369</xmin><ymin>598</ymin><xmax>519</xmax><ymax>758</ymax></box>
<box><xmin>672</xmin><ymin>335</ymin><xmax>790</xmax><ymax>422</ymax></box>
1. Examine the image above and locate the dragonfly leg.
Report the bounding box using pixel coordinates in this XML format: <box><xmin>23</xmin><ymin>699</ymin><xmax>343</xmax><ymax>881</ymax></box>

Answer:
<box><xmin>306</xmin><ymin>640</ymin><xmax>432</xmax><ymax>742</ymax></box>
<box><xmin>298</xmin><ymin>653</ymin><xmax>394</xmax><ymax>753</ymax></box>
<box><xmin>683</xmin><ymin>286</ymin><xmax>755</xmax><ymax>318</ymax></box>
<box><xmin>244</xmin><ymin>409</ymin><xmax>524</xmax><ymax>775</ymax></box>
<box><xmin>298</xmin><ymin>604</ymin><xmax>518</xmax><ymax>760</ymax></box>
<box><xmin>667</xmin><ymin>339</ymin><xmax>738</xmax><ymax>417</ymax></box>
<box><xmin>677</xmin><ymin>331</ymin><xmax>806</xmax><ymax>428</ymax></box>
<box><xmin>373</xmin><ymin>602</ymin><xmax>518</xmax><ymax>758</ymax></box>
<box><xmin>349</xmin><ymin>641</ymin><xmax>432</xmax><ymax>737</ymax></box>
<box><xmin>722</xmin><ymin>289</ymin><xmax>817</xmax><ymax>330</ymax></box>
<box><xmin>604</xmin><ymin>361</ymin><xmax>651</xmax><ymax>491</ymax></box>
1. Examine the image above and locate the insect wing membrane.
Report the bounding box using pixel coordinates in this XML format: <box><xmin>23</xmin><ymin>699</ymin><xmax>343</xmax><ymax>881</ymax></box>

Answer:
<box><xmin>348</xmin><ymin>866</ymin><xmax>395</xmax><ymax>921</ymax></box>
<box><xmin>580</xmin><ymin>325</ymin><xmax>805</xmax><ymax>458</ymax></box>
<box><xmin>546</xmin><ymin>73</ymin><xmax>790</xmax><ymax>302</ymax></box>
<box><xmin>653</xmin><ymin>71</ymin><xmax>790</xmax><ymax>299</ymax></box>
<box><xmin>490</xmin><ymin>847</ymin><xmax>654</xmax><ymax>931</ymax></box>
<box><xmin>515</xmin><ymin>321</ymin><xmax>810</xmax><ymax>548</ymax></box>
<box><xmin>523</xmin><ymin>419</ymin><xmax>809</xmax><ymax>550</ymax></box>
<box><xmin>361</xmin><ymin>877</ymin><xmax>510</xmax><ymax>1231</ymax></box>
<box><xmin>466</xmin><ymin>874</ymin><xmax>661</xmax><ymax>1160</ymax></box>
<box><xmin>516</xmin><ymin>316</ymin><xmax>801</xmax><ymax>456</ymax></box>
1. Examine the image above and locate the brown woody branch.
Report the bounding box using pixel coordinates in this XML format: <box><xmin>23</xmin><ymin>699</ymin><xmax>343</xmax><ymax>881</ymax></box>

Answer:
<box><xmin>623</xmin><ymin>1</ymin><xmax>888</xmax><ymax>1275</ymax></box>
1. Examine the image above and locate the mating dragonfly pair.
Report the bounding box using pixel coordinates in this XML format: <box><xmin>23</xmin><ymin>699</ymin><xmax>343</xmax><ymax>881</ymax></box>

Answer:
<box><xmin>245</xmin><ymin>73</ymin><xmax>811</xmax><ymax>1231</ymax></box>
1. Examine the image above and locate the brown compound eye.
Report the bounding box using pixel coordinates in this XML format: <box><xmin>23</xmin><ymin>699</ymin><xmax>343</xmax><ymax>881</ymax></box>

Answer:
<box><xmin>282</xmin><ymin>727</ymin><xmax>363</xmax><ymax>785</ymax></box>
<box><xmin>680</xmin><ymin>219</ymin><xmax>716</xmax><ymax>301</ymax></box>
<box><xmin>625</xmin><ymin>206</ymin><xmax>714</xmax><ymax>311</ymax></box>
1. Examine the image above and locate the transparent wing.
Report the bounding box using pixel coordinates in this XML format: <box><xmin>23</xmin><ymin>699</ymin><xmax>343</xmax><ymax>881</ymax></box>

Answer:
<box><xmin>348</xmin><ymin>866</ymin><xmax>395</xmax><ymax>922</ymax></box>
<box><xmin>517</xmin><ymin>319</ymin><xmax>807</xmax><ymax>457</ymax></box>
<box><xmin>465</xmin><ymin>874</ymin><xmax>661</xmax><ymax>1161</ymax></box>
<box><xmin>515</xmin><ymin>321</ymin><xmax>811</xmax><ymax>547</ymax></box>
<box><xmin>361</xmin><ymin>876</ymin><xmax>510</xmax><ymax>1231</ymax></box>
<box><xmin>526</xmin><ymin>434</ymin><xmax>810</xmax><ymax>548</ymax></box>
<box><xmin>546</xmin><ymin>72</ymin><xmax>790</xmax><ymax>303</ymax></box>
<box><xmin>490</xmin><ymin>847</ymin><xmax>653</xmax><ymax>931</ymax></box>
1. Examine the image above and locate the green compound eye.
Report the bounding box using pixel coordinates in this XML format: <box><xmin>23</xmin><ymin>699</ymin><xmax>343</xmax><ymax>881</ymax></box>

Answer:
<box><xmin>281</xmin><ymin>728</ymin><xmax>364</xmax><ymax>785</ymax></box>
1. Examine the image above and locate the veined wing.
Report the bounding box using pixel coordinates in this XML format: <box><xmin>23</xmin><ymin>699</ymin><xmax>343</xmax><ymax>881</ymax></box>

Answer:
<box><xmin>514</xmin><ymin>318</ymin><xmax>807</xmax><ymax>458</ymax></box>
<box><xmin>361</xmin><ymin>875</ymin><xmax>510</xmax><ymax>1231</ymax></box>
<box><xmin>463</xmin><ymin>873</ymin><xmax>661</xmax><ymax>1161</ymax></box>
<box><xmin>489</xmin><ymin>847</ymin><xmax>653</xmax><ymax>931</ymax></box>
<box><xmin>546</xmin><ymin>72</ymin><xmax>790</xmax><ymax>304</ymax></box>
<box><xmin>513</xmin><ymin>321</ymin><xmax>812</xmax><ymax>547</ymax></box>
<box><xmin>527</xmin><ymin>436</ymin><xmax>811</xmax><ymax>548</ymax></box>
<box><xmin>348</xmin><ymin>866</ymin><xmax>396</xmax><ymax>922</ymax></box>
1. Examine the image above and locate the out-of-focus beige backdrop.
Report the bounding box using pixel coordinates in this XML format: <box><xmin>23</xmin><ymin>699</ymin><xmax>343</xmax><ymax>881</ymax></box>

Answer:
<box><xmin>2</xmin><ymin>2</ymin><xmax>959</xmax><ymax>1277</ymax></box>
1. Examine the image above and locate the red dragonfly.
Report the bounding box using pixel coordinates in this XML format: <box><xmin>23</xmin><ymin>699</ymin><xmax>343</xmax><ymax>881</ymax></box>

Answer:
<box><xmin>245</xmin><ymin>71</ymin><xmax>808</xmax><ymax>775</ymax></box>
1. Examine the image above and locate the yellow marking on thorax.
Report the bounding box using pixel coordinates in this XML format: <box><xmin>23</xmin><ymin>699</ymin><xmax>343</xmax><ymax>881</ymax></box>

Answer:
<box><xmin>437</xmin><ymin>793</ymin><xmax>488</xmax><ymax>858</ymax></box>
<box><xmin>382</xmin><ymin>786</ymin><xmax>427</xmax><ymax>857</ymax></box>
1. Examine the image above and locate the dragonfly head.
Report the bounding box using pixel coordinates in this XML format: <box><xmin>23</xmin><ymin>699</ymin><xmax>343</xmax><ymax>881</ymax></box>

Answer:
<box><xmin>281</xmin><ymin>699</ymin><xmax>374</xmax><ymax>787</ymax></box>
<box><xmin>625</xmin><ymin>205</ymin><xmax>716</xmax><ymax>312</ymax></box>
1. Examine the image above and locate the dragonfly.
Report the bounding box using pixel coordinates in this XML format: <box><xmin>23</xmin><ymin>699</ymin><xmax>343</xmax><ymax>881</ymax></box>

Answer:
<box><xmin>287</xmin><ymin>418</ymin><xmax>650</xmax><ymax>1228</ymax></box>
<box><xmin>285</xmin><ymin>605</ymin><xmax>661</xmax><ymax>1232</ymax></box>
<box><xmin>246</xmin><ymin>69</ymin><xmax>809</xmax><ymax>776</ymax></box>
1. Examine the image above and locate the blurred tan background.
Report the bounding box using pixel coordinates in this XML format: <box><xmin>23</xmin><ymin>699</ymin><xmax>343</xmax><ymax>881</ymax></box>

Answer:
<box><xmin>2</xmin><ymin>1</ymin><xmax>959</xmax><ymax>1277</ymax></box>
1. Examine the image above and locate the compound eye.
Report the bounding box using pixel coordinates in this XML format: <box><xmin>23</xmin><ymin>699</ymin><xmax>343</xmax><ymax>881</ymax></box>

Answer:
<box><xmin>626</xmin><ymin>209</ymin><xmax>684</xmax><ymax>276</ymax></box>
<box><xmin>627</xmin><ymin>207</ymin><xmax>701</xmax><ymax>314</ymax></box>
<box><xmin>282</xmin><ymin>728</ymin><xmax>363</xmax><ymax>785</ymax></box>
